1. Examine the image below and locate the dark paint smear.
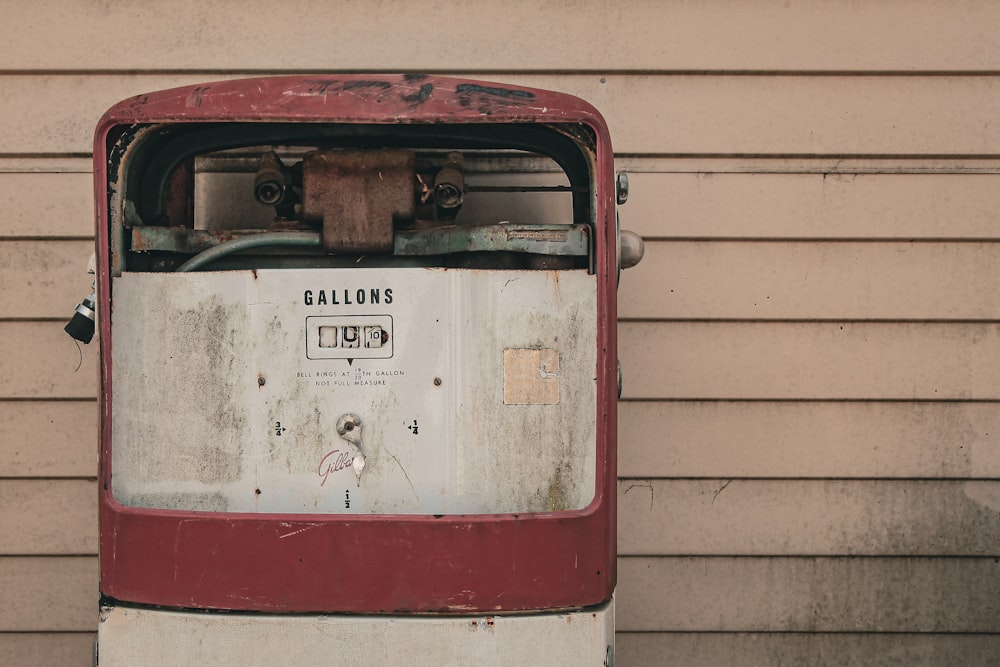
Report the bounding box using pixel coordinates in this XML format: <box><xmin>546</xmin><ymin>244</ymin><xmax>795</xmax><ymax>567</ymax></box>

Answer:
<box><xmin>455</xmin><ymin>84</ymin><xmax>535</xmax><ymax>100</ymax></box>
<box><xmin>189</xmin><ymin>86</ymin><xmax>210</xmax><ymax>108</ymax></box>
<box><xmin>402</xmin><ymin>83</ymin><xmax>433</xmax><ymax>104</ymax></box>
<box><xmin>303</xmin><ymin>79</ymin><xmax>339</xmax><ymax>94</ymax></box>
<box><xmin>343</xmin><ymin>80</ymin><xmax>393</xmax><ymax>91</ymax></box>
<box><xmin>404</xmin><ymin>73</ymin><xmax>429</xmax><ymax>81</ymax></box>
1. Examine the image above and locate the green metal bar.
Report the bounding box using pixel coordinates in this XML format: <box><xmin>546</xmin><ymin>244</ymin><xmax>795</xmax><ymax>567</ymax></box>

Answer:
<box><xmin>132</xmin><ymin>223</ymin><xmax>590</xmax><ymax>261</ymax></box>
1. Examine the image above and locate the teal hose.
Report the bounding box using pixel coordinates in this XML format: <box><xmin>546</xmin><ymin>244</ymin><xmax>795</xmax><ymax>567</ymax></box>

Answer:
<box><xmin>176</xmin><ymin>232</ymin><xmax>322</xmax><ymax>272</ymax></box>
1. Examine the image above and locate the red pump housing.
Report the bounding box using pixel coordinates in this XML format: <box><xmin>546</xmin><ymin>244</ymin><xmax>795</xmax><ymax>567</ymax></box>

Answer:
<box><xmin>95</xmin><ymin>75</ymin><xmax>619</xmax><ymax>615</ymax></box>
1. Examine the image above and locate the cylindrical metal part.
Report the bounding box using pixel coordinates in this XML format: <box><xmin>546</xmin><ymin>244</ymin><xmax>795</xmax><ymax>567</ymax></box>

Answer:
<box><xmin>64</xmin><ymin>290</ymin><xmax>96</xmax><ymax>343</ymax></box>
<box><xmin>433</xmin><ymin>152</ymin><xmax>465</xmax><ymax>209</ymax></box>
<box><xmin>254</xmin><ymin>151</ymin><xmax>289</xmax><ymax>205</ymax></box>
<box><xmin>619</xmin><ymin>230</ymin><xmax>645</xmax><ymax>269</ymax></box>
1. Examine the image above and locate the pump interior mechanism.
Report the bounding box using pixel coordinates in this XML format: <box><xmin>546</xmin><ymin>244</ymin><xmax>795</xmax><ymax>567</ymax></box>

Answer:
<box><xmin>105</xmin><ymin>122</ymin><xmax>609</xmax><ymax>277</ymax></box>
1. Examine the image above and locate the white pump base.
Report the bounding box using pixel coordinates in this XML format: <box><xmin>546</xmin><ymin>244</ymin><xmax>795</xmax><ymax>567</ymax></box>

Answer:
<box><xmin>96</xmin><ymin>599</ymin><xmax>615</xmax><ymax>666</ymax></box>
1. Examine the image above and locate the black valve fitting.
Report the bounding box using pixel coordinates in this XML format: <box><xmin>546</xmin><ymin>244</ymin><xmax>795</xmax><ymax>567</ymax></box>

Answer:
<box><xmin>254</xmin><ymin>151</ymin><xmax>290</xmax><ymax>206</ymax></box>
<box><xmin>433</xmin><ymin>152</ymin><xmax>466</xmax><ymax>209</ymax></box>
<box><xmin>65</xmin><ymin>290</ymin><xmax>96</xmax><ymax>344</ymax></box>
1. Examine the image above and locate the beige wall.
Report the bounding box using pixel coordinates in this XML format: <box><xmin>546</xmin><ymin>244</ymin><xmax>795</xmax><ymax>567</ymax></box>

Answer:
<box><xmin>4</xmin><ymin>2</ymin><xmax>1000</xmax><ymax>664</ymax></box>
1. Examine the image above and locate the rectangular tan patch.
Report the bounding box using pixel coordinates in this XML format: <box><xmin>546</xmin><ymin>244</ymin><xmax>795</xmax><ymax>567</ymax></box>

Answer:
<box><xmin>503</xmin><ymin>348</ymin><xmax>560</xmax><ymax>405</ymax></box>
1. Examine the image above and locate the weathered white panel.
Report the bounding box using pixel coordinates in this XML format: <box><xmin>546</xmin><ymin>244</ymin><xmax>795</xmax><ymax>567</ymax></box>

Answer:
<box><xmin>0</xmin><ymin>322</ymin><xmax>98</xmax><ymax>399</ymax></box>
<box><xmin>0</xmin><ymin>480</ymin><xmax>96</xmax><ymax>554</ymax></box>
<box><xmin>0</xmin><ymin>557</ymin><xmax>96</xmax><ymax>631</ymax></box>
<box><xmin>620</xmin><ymin>322</ymin><xmax>1000</xmax><ymax>400</ymax></box>
<box><xmin>617</xmin><ymin>480</ymin><xmax>1000</xmax><ymax>556</ymax></box>
<box><xmin>97</xmin><ymin>602</ymin><xmax>613</xmax><ymax>666</ymax></box>
<box><xmin>618</xmin><ymin>401</ymin><xmax>1000</xmax><ymax>479</ymax></box>
<box><xmin>111</xmin><ymin>269</ymin><xmax>596</xmax><ymax>514</ymax></box>
<box><xmin>624</xmin><ymin>172</ymin><xmax>1000</xmax><ymax>240</ymax></box>
<box><xmin>6</xmin><ymin>1</ymin><xmax>1000</xmax><ymax>72</ymax></box>
<box><xmin>620</xmin><ymin>241</ymin><xmax>1000</xmax><ymax>320</ymax></box>
<box><xmin>617</xmin><ymin>556</ymin><xmax>1000</xmax><ymax>632</ymax></box>
<box><xmin>10</xmin><ymin>74</ymin><xmax>1000</xmax><ymax>156</ymax></box>
<box><xmin>616</xmin><ymin>632</ymin><xmax>1000</xmax><ymax>667</ymax></box>
<box><xmin>0</xmin><ymin>401</ymin><xmax>96</xmax><ymax>477</ymax></box>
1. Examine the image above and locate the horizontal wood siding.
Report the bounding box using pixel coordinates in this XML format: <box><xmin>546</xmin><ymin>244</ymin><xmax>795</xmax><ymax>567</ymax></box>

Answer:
<box><xmin>0</xmin><ymin>633</ymin><xmax>94</xmax><ymax>667</ymax></box>
<box><xmin>622</xmin><ymin>242</ymin><xmax>1000</xmax><ymax>320</ymax></box>
<box><xmin>617</xmin><ymin>557</ymin><xmax>1000</xmax><ymax>632</ymax></box>
<box><xmin>619</xmin><ymin>401</ymin><xmax>1000</xmax><ymax>478</ymax></box>
<box><xmin>2</xmin><ymin>1</ymin><xmax>1000</xmax><ymax>72</ymax></box>
<box><xmin>617</xmin><ymin>480</ymin><xmax>1000</xmax><ymax>556</ymax></box>
<box><xmin>0</xmin><ymin>322</ymin><xmax>98</xmax><ymax>399</ymax></box>
<box><xmin>0</xmin><ymin>481</ymin><xmax>96</xmax><ymax>554</ymax></box>
<box><xmin>0</xmin><ymin>401</ymin><xmax>96</xmax><ymax>477</ymax></box>
<box><xmin>626</xmin><ymin>172</ymin><xmax>1000</xmax><ymax>240</ymax></box>
<box><xmin>11</xmin><ymin>477</ymin><xmax>1000</xmax><ymax>558</ymax></box>
<box><xmin>17</xmin><ymin>225</ymin><xmax>1000</xmax><ymax>323</ymax></box>
<box><xmin>621</xmin><ymin>322</ymin><xmax>1000</xmax><ymax>400</ymax></box>
<box><xmin>4</xmin><ymin>2</ymin><xmax>1000</xmax><ymax>665</ymax></box>
<box><xmin>13</xmin><ymin>320</ymin><xmax>1000</xmax><ymax>401</ymax></box>
<box><xmin>6</xmin><ymin>75</ymin><xmax>1000</xmax><ymax>155</ymax></box>
<box><xmin>616</xmin><ymin>633</ymin><xmax>1000</xmax><ymax>667</ymax></box>
<box><xmin>0</xmin><ymin>240</ymin><xmax>94</xmax><ymax>318</ymax></box>
<box><xmin>6</xmin><ymin>399</ymin><xmax>993</xmax><ymax>481</ymax></box>
<box><xmin>6</xmin><ymin>554</ymin><xmax>1000</xmax><ymax>634</ymax></box>
<box><xmin>0</xmin><ymin>557</ymin><xmax>96</xmax><ymax>631</ymax></box>
<box><xmin>10</xmin><ymin>168</ymin><xmax>1000</xmax><ymax>241</ymax></box>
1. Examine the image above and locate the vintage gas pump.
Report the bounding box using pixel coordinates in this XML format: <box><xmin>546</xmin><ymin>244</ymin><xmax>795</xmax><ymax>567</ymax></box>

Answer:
<box><xmin>77</xmin><ymin>75</ymin><xmax>642</xmax><ymax>665</ymax></box>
